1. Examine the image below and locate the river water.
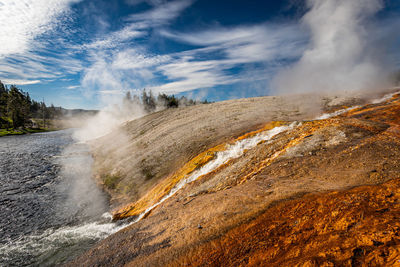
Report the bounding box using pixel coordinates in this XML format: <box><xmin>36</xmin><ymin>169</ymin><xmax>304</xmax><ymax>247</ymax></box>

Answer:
<box><xmin>0</xmin><ymin>130</ymin><xmax>123</xmax><ymax>266</ymax></box>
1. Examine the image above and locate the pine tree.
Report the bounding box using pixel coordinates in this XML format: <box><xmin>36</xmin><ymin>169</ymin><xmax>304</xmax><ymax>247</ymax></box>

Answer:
<box><xmin>7</xmin><ymin>85</ymin><xmax>25</xmax><ymax>128</ymax></box>
<box><xmin>0</xmin><ymin>81</ymin><xmax>8</xmax><ymax>118</ymax></box>
<box><xmin>125</xmin><ymin>91</ymin><xmax>132</xmax><ymax>102</ymax></box>
<box><xmin>142</xmin><ymin>89</ymin><xmax>156</xmax><ymax>112</ymax></box>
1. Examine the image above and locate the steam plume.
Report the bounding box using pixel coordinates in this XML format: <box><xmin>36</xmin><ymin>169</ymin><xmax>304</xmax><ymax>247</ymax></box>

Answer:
<box><xmin>73</xmin><ymin>100</ymin><xmax>145</xmax><ymax>142</ymax></box>
<box><xmin>272</xmin><ymin>0</ymin><xmax>394</xmax><ymax>95</ymax></box>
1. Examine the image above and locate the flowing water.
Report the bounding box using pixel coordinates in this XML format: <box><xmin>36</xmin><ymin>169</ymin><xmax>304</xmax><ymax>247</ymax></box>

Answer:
<box><xmin>0</xmin><ymin>130</ymin><xmax>124</xmax><ymax>266</ymax></box>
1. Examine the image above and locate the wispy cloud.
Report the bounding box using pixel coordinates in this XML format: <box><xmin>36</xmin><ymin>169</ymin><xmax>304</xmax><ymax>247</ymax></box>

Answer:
<box><xmin>148</xmin><ymin>24</ymin><xmax>306</xmax><ymax>94</ymax></box>
<box><xmin>77</xmin><ymin>25</ymin><xmax>146</xmax><ymax>51</ymax></box>
<box><xmin>0</xmin><ymin>0</ymin><xmax>83</xmax><ymax>84</ymax></box>
<box><xmin>112</xmin><ymin>49</ymin><xmax>170</xmax><ymax>70</ymax></box>
<box><xmin>0</xmin><ymin>0</ymin><xmax>304</xmax><ymax>103</ymax></box>
<box><xmin>66</xmin><ymin>85</ymin><xmax>80</xmax><ymax>90</ymax></box>
<box><xmin>1</xmin><ymin>79</ymin><xmax>41</xmax><ymax>85</ymax></box>
<box><xmin>127</xmin><ymin>0</ymin><xmax>194</xmax><ymax>25</ymax></box>
<box><xmin>79</xmin><ymin>0</ymin><xmax>195</xmax><ymax>103</ymax></box>
<box><xmin>2</xmin><ymin>0</ymin><xmax>395</xmax><ymax>109</ymax></box>
<box><xmin>0</xmin><ymin>0</ymin><xmax>80</xmax><ymax>57</ymax></box>
<box><xmin>169</xmin><ymin>24</ymin><xmax>305</xmax><ymax>59</ymax></box>
<box><xmin>0</xmin><ymin>48</ymin><xmax>84</xmax><ymax>81</ymax></box>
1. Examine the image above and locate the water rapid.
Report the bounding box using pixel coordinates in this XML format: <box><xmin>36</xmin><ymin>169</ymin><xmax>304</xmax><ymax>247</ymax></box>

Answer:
<box><xmin>0</xmin><ymin>130</ymin><xmax>127</xmax><ymax>266</ymax></box>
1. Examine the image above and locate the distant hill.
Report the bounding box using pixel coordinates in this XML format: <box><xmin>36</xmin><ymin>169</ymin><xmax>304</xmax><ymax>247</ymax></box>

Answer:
<box><xmin>60</xmin><ymin>108</ymin><xmax>98</xmax><ymax>117</ymax></box>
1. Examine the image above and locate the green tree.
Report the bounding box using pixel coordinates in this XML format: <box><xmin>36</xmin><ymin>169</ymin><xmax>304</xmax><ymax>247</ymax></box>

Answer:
<box><xmin>125</xmin><ymin>91</ymin><xmax>132</xmax><ymax>102</ymax></box>
<box><xmin>142</xmin><ymin>89</ymin><xmax>156</xmax><ymax>112</ymax></box>
<box><xmin>7</xmin><ymin>85</ymin><xmax>27</xmax><ymax>128</ymax></box>
<box><xmin>0</xmin><ymin>82</ymin><xmax>64</xmax><ymax>130</ymax></box>
<box><xmin>30</xmin><ymin>99</ymin><xmax>40</xmax><ymax>117</ymax></box>
<box><xmin>0</xmin><ymin>81</ymin><xmax>8</xmax><ymax>118</ymax></box>
<box><xmin>157</xmin><ymin>93</ymin><xmax>179</xmax><ymax>108</ymax></box>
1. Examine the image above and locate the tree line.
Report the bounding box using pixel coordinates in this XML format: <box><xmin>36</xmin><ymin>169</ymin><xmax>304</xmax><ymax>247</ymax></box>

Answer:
<box><xmin>0</xmin><ymin>81</ymin><xmax>61</xmax><ymax>129</ymax></box>
<box><xmin>124</xmin><ymin>90</ymin><xmax>210</xmax><ymax>113</ymax></box>
<box><xmin>0</xmin><ymin>81</ymin><xmax>211</xmax><ymax>129</ymax></box>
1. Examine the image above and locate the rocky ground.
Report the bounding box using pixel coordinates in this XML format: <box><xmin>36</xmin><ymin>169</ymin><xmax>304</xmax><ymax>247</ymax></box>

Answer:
<box><xmin>67</xmin><ymin>90</ymin><xmax>400</xmax><ymax>266</ymax></box>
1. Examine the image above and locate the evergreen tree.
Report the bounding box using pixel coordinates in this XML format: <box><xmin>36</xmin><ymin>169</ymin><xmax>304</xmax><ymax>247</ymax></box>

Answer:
<box><xmin>125</xmin><ymin>91</ymin><xmax>132</xmax><ymax>102</ymax></box>
<box><xmin>0</xmin><ymin>82</ymin><xmax>63</xmax><ymax>129</ymax></box>
<box><xmin>166</xmin><ymin>95</ymin><xmax>178</xmax><ymax>108</ymax></box>
<box><xmin>157</xmin><ymin>93</ymin><xmax>179</xmax><ymax>108</ymax></box>
<box><xmin>0</xmin><ymin>81</ymin><xmax>8</xmax><ymax>118</ymax></box>
<box><xmin>132</xmin><ymin>94</ymin><xmax>140</xmax><ymax>105</ymax></box>
<box><xmin>7</xmin><ymin>85</ymin><xmax>26</xmax><ymax>128</ymax></box>
<box><xmin>142</xmin><ymin>89</ymin><xmax>156</xmax><ymax>112</ymax></box>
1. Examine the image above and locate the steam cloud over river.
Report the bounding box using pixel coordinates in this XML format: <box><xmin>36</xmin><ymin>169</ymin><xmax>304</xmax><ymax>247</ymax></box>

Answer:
<box><xmin>0</xmin><ymin>130</ymin><xmax>124</xmax><ymax>266</ymax></box>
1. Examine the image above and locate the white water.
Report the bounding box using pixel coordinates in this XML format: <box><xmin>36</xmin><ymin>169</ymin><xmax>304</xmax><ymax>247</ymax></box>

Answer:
<box><xmin>0</xmin><ymin>133</ymin><xmax>131</xmax><ymax>266</ymax></box>
<box><xmin>0</xmin><ymin>212</ymin><xmax>132</xmax><ymax>264</ymax></box>
<box><xmin>315</xmin><ymin>105</ymin><xmax>361</xmax><ymax>120</ymax></box>
<box><xmin>371</xmin><ymin>90</ymin><xmax>400</xmax><ymax>104</ymax></box>
<box><xmin>315</xmin><ymin>90</ymin><xmax>400</xmax><ymax>120</ymax></box>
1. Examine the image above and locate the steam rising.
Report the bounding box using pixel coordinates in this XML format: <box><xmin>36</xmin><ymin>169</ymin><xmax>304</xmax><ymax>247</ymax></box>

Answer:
<box><xmin>56</xmin><ymin>143</ymin><xmax>108</xmax><ymax>220</ymax></box>
<box><xmin>273</xmin><ymin>0</ymin><xmax>393</xmax><ymax>94</ymax></box>
<box><xmin>73</xmin><ymin>100</ymin><xmax>145</xmax><ymax>142</ymax></box>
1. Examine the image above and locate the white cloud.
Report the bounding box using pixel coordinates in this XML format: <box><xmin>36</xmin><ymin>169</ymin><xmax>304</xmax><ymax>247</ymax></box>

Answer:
<box><xmin>79</xmin><ymin>21</ymin><xmax>307</xmax><ymax>99</ymax></box>
<box><xmin>1</xmin><ymin>79</ymin><xmax>41</xmax><ymax>85</ymax></box>
<box><xmin>112</xmin><ymin>49</ymin><xmax>170</xmax><ymax>70</ymax></box>
<box><xmin>79</xmin><ymin>25</ymin><xmax>146</xmax><ymax>50</ymax></box>
<box><xmin>141</xmin><ymin>24</ymin><xmax>306</xmax><ymax>94</ymax></box>
<box><xmin>82</xmin><ymin>58</ymin><xmax>125</xmax><ymax>96</ymax></box>
<box><xmin>0</xmin><ymin>0</ymin><xmax>398</xmax><ymax>108</ymax></box>
<box><xmin>0</xmin><ymin>49</ymin><xmax>84</xmax><ymax>82</ymax></box>
<box><xmin>153</xmin><ymin>58</ymin><xmax>234</xmax><ymax>93</ymax></box>
<box><xmin>160</xmin><ymin>26</ymin><xmax>264</xmax><ymax>46</ymax></box>
<box><xmin>161</xmin><ymin>24</ymin><xmax>305</xmax><ymax>63</ymax></box>
<box><xmin>127</xmin><ymin>0</ymin><xmax>194</xmax><ymax>25</ymax></box>
<box><xmin>79</xmin><ymin>0</ymin><xmax>195</xmax><ymax>103</ymax></box>
<box><xmin>0</xmin><ymin>0</ymin><xmax>84</xmax><ymax>86</ymax></box>
<box><xmin>98</xmin><ymin>90</ymin><xmax>125</xmax><ymax>95</ymax></box>
<box><xmin>0</xmin><ymin>0</ymin><xmax>80</xmax><ymax>57</ymax></box>
<box><xmin>80</xmin><ymin>48</ymin><xmax>166</xmax><ymax>105</ymax></box>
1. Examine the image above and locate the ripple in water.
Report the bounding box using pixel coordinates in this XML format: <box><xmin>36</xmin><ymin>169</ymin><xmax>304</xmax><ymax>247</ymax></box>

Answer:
<box><xmin>0</xmin><ymin>130</ymin><xmax>128</xmax><ymax>266</ymax></box>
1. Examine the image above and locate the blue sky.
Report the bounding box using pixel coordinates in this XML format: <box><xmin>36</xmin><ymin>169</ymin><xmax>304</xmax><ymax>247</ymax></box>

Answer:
<box><xmin>0</xmin><ymin>0</ymin><xmax>399</xmax><ymax>109</ymax></box>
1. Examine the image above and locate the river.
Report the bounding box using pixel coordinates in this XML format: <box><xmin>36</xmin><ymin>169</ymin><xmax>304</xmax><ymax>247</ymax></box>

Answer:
<box><xmin>0</xmin><ymin>130</ymin><xmax>124</xmax><ymax>266</ymax></box>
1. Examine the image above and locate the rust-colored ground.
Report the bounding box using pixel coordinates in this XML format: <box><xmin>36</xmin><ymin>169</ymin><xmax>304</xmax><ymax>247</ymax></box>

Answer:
<box><xmin>173</xmin><ymin>178</ymin><xmax>400</xmax><ymax>266</ymax></box>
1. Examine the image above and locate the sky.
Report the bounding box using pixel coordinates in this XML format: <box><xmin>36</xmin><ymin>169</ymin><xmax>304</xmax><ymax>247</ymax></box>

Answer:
<box><xmin>0</xmin><ymin>0</ymin><xmax>399</xmax><ymax>109</ymax></box>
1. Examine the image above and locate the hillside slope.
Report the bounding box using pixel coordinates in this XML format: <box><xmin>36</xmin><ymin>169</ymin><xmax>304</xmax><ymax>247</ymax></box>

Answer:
<box><xmin>68</xmin><ymin>91</ymin><xmax>400</xmax><ymax>266</ymax></box>
<box><xmin>90</xmin><ymin>94</ymin><xmax>337</xmax><ymax>206</ymax></box>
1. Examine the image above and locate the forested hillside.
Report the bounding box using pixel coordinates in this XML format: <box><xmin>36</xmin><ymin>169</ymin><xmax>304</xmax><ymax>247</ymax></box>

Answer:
<box><xmin>0</xmin><ymin>81</ymin><xmax>61</xmax><ymax>130</ymax></box>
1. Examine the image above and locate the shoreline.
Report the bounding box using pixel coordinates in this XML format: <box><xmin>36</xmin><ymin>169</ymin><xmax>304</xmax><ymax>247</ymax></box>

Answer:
<box><xmin>0</xmin><ymin>128</ymin><xmax>56</xmax><ymax>137</ymax></box>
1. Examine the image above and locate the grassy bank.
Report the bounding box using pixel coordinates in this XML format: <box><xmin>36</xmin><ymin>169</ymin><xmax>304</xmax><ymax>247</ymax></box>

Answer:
<box><xmin>0</xmin><ymin>128</ymin><xmax>52</xmax><ymax>137</ymax></box>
